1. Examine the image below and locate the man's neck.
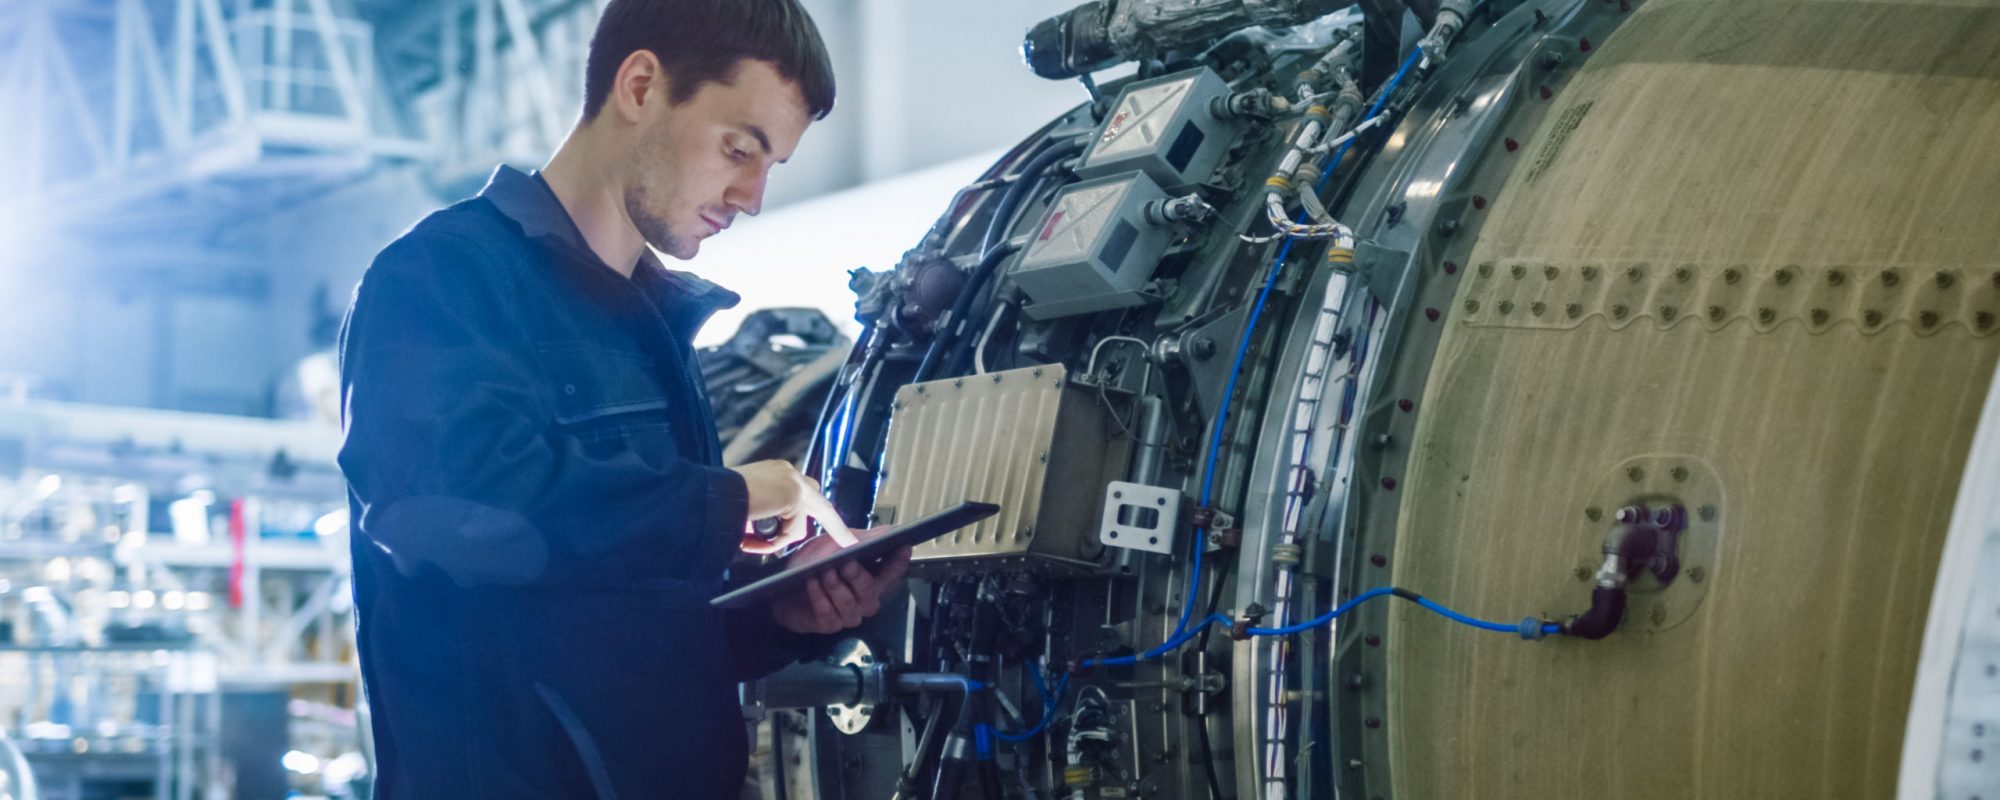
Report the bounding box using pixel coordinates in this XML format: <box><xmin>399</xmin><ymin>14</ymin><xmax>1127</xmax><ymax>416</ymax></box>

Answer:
<box><xmin>540</xmin><ymin>132</ymin><xmax>646</xmax><ymax>278</ymax></box>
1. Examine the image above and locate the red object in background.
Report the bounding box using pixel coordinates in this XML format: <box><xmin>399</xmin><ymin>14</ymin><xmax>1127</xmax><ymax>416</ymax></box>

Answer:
<box><xmin>229</xmin><ymin>498</ymin><xmax>246</xmax><ymax>609</ymax></box>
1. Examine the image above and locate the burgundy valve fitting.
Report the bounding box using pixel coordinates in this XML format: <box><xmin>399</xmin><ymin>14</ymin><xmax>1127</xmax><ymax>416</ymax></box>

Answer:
<box><xmin>1560</xmin><ymin>502</ymin><xmax>1686</xmax><ymax>639</ymax></box>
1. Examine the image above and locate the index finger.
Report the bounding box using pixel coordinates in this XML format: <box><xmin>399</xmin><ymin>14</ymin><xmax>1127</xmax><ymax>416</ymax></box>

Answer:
<box><xmin>802</xmin><ymin>492</ymin><xmax>859</xmax><ymax>547</ymax></box>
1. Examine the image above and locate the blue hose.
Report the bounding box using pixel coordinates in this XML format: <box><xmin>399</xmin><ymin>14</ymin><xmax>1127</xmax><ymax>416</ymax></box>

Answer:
<box><xmin>1091</xmin><ymin>46</ymin><xmax>1430</xmax><ymax>671</ymax></box>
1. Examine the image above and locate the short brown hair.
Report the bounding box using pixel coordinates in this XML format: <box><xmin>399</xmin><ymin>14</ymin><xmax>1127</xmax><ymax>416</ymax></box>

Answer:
<box><xmin>581</xmin><ymin>0</ymin><xmax>835</xmax><ymax>121</ymax></box>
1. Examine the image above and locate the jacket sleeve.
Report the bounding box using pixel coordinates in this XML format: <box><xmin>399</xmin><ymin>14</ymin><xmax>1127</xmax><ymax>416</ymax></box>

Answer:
<box><xmin>337</xmin><ymin>231</ymin><xmax>748</xmax><ymax>589</ymax></box>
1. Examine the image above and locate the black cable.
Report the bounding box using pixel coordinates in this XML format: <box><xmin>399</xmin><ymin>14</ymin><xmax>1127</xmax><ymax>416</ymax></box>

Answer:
<box><xmin>914</xmin><ymin>137</ymin><xmax>1084</xmax><ymax>384</ymax></box>
<box><xmin>771</xmin><ymin>712</ymin><xmax>789</xmax><ymax>800</ymax></box>
<box><xmin>912</xmin><ymin>242</ymin><xmax>1021</xmax><ymax>383</ymax></box>
<box><xmin>1194</xmin><ymin>554</ymin><xmax>1233</xmax><ymax>800</ymax></box>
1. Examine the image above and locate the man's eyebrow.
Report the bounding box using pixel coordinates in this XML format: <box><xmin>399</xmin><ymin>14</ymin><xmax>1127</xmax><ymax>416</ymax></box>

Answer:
<box><xmin>734</xmin><ymin>124</ymin><xmax>782</xmax><ymax>163</ymax></box>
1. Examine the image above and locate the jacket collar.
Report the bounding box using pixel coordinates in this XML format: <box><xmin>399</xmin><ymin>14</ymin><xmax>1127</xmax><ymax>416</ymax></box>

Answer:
<box><xmin>476</xmin><ymin>165</ymin><xmax>742</xmax><ymax>334</ymax></box>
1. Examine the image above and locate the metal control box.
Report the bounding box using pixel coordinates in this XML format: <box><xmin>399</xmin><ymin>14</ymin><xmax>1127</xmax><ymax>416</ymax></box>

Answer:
<box><xmin>1011</xmin><ymin>171</ymin><xmax>1169</xmax><ymax>320</ymax></box>
<box><xmin>871</xmin><ymin>364</ymin><xmax>1129</xmax><ymax>576</ymax></box>
<box><xmin>1076</xmin><ymin>66</ymin><xmax>1234</xmax><ymax>191</ymax></box>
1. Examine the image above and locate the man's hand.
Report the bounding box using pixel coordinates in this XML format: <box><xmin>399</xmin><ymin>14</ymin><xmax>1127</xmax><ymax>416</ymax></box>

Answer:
<box><xmin>770</xmin><ymin>531</ymin><xmax>913</xmax><ymax>635</ymax></box>
<box><xmin>731</xmin><ymin>460</ymin><xmax>857</xmax><ymax>554</ymax></box>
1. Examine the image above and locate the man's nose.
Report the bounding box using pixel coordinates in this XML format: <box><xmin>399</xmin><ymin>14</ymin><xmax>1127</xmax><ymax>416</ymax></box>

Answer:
<box><xmin>725</xmin><ymin>167</ymin><xmax>767</xmax><ymax>217</ymax></box>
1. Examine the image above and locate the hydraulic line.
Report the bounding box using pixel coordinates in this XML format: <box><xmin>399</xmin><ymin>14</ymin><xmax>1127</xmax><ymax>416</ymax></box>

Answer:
<box><xmin>1083</xmin><ymin>45</ymin><xmax>1428</xmax><ymax>673</ymax></box>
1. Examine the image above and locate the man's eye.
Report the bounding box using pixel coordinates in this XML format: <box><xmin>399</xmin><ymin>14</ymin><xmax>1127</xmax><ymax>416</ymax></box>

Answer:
<box><xmin>728</xmin><ymin>148</ymin><xmax>750</xmax><ymax>163</ymax></box>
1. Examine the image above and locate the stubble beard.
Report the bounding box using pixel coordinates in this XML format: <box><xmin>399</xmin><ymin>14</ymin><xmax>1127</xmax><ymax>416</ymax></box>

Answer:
<box><xmin>623</xmin><ymin>181</ymin><xmax>693</xmax><ymax>261</ymax></box>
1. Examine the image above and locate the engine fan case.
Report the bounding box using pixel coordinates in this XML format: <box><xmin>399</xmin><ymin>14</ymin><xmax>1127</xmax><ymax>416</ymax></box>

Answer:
<box><xmin>1387</xmin><ymin>1</ymin><xmax>2000</xmax><ymax>798</ymax></box>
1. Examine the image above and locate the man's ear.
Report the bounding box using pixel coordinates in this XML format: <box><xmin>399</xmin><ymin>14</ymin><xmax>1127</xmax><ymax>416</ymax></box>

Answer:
<box><xmin>609</xmin><ymin>49</ymin><xmax>670</xmax><ymax>124</ymax></box>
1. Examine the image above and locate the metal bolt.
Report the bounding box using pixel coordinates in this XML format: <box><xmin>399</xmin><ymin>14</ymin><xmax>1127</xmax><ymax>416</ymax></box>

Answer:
<box><xmin>1881</xmin><ymin>269</ymin><xmax>1901</xmax><ymax>287</ymax></box>
<box><xmin>1581</xmin><ymin>266</ymin><xmax>1600</xmax><ymax>281</ymax></box>
<box><xmin>1566</xmin><ymin>303</ymin><xmax>1582</xmax><ymax>319</ymax></box>
<box><xmin>1439</xmin><ymin>218</ymin><xmax>1460</xmax><ymax>236</ymax></box>
<box><xmin>1380</xmin><ymin>477</ymin><xmax>1397</xmax><ymax>491</ymax></box>
<box><xmin>1864</xmin><ymin>309</ymin><xmax>1884</xmax><ymax>327</ymax></box>
<box><xmin>1585</xmin><ymin>506</ymin><xmax>1603</xmax><ymax>522</ymax></box>
<box><xmin>1372</xmin><ymin>433</ymin><xmax>1393</xmax><ymax>449</ymax></box>
<box><xmin>1671</xmin><ymin>466</ymin><xmax>1689</xmax><ymax>483</ymax></box>
<box><xmin>1465</xmin><ymin>299</ymin><xmax>1482</xmax><ymax>313</ymax></box>
<box><xmin>1920</xmin><ymin>310</ymin><xmax>1940</xmax><ymax>329</ymax></box>
<box><xmin>1478</xmin><ymin>262</ymin><xmax>1494</xmax><ymax>277</ymax></box>
<box><xmin>1612</xmin><ymin>304</ymin><xmax>1629</xmax><ymax>320</ymax></box>
<box><xmin>1505</xmin><ymin>137</ymin><xmax>1520</xmax><ymax>152</ymax></box>
<box><xmin>1498</xmin><ymin>301</ymin><xmax>1514</xmax><ymax>315</ymax></box>
<box><xmin>1614</xmin><ymin>506</ymin><xmax>1637</xmax><ymax>523</ymax></box>
<box><xmin>1626</xmin><ymin>266</ymin><xmax>1643</xmax><ymax>282</ymax></box>
<box><xmin>1810</xmin><ymin>308</ymin><xmax>1829</xmax><ymax>326</ymax></box>
<box><xmin>1937</xmin><ymin>271</ymin><xmax>1957</xmax><ymax>289</ymax></box>
<box><xmin>1365</xmin><ymin>634</ymin><xmax>1381</xmax><ymax>647</ymax></box>
<box><xmin>1775</xmin><ymin>268</ymin><xmax>1794</xmax><ymax>286</ymax></box>
<box><xmin>1573</xmin><ymin>565</ymin><xmax>1592</xmax><ymax>581</ymax></box>
<box><xmin>1365</xmin><ymin>716</ymin><xmax>1382</xmax><ymax>729</ymax></box>
<box><xmin>1398</xmin><ymin>399</ymin><xmax>1414</xmax><ymax>412</ymax></box>
<box><xmin>1371</xmin><ymin>553</ymin><xmax>1388</xmax><ymax>567</ymax></box>
<box><xmin>1346</xmin><ymin>673</ymin><xmax>1368</xmax><ymax>690</ymax></box>
<box><xmin>1531</xmin><ymin>302</ymin><xmax>1547</xmax><ymax>317</ymax></box>
<box><xmin>1473</xmin><ymin>195</ymin><xmax>1488</xmax><ymax>209</ymax></box>
<box><xmin>1539</xmin><ymin>50</ymin><xmax>1564</xmax><ymax>69</ymax></box>
<box><xmin>1626</xmin><ymin>466</ymin><xmax>1645</xmax><ymax>483</ymax></box>
<box><xmin>1651</xmin><ymin>605</ymin><xmax>1667</xmax><ymax>625</ymax></box>
<box><xmin>1827</xmin><ymin>270</ymin><xmax>1847</xmax><ymax>286</ymax></box>
<box><xmin>1660</xmin><ymin>306</ymin><xmax>1677</xmax><ymax>322</ymax></box>
<box><xmin>1757</xmin><ymin>307</ymin><xmax>1776</xmax><ymax>324</ymax></box>
<box><xmin>1443</xmin><ymin>261</ymin><xmax>1459</xmax><ymax>275</ymax></box>
<box><xmin>1674</xmin><ymin>267</ymin><xmax>1691</xmax><ymax>283</ymax></box>
<box><xmin>1977</xmin><ymin>312</ymin><xmax>1995</xmax><ymax>331</ymax></box>
<box><xmin>1545</xmin><ymin>265</ymin><xmax>1560</xmax><ymax>280</ymax></box>
<box><xmin>993</xmin><ymin>374</ymin><xmax>1002</xmax><ymax>382</ymax></box>
<box><xmin>1723</xmin><ymin>268</ymin><xmax>1741</xmax><ymax>285</ymax></box>
<box><xmin>1708</xmin><ymin>306</ymin><xmax>1726</xmax><ymax>322</ymax></box>
<box><xmin>1698</xmin><ymin>505</ymin><xmax>1717</xmax><ymax>522</ymax></box>
<box><xmin>1511</xmin><ymin>264</ymin><xmax>1527</xmax><ymax>279</ymax></box>
<box><xmin>1688</xmin><ymin>566</ymin><xmax>1705</xmax><ymax>583</ymax></box>
<box><xmin>1425</xmin><ymin>307</ymin><xmax>1441</xmax><ymax>322</ymax></box>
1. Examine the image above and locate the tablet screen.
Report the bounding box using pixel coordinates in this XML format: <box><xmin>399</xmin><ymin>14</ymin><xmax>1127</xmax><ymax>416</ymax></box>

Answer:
<box><xmin>709</xmin><ymin>501</ymin><xmax>1000</xmax><ymax>609</ymax></box>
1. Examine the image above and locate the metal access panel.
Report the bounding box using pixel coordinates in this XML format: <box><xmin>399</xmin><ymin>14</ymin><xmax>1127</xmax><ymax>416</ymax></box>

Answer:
<box><xmin>1012</xmin><ymin>171</ymin><xmax>1169</xmax><ymax>320</ymax></box>
<box><xmin>871</xmin><ymin>364</ymin><xmax>1129</xmax><ymax>576</ymax></box>
<box><xmin>1077</xmin><ymin>66</ymin><xmax>1234</xmax><ymax>191</ymax></box>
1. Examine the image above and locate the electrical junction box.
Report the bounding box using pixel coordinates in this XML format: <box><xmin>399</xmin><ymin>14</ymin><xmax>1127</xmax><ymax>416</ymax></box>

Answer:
<box><xmin>1076</xmin><ymin>66</ymin><xmax>1235</xmax><ymax>191</ymax></box>
<box><xmin>871</xmin><ymin>364</ymin><xmax>1129</xmax><ymax>577</ymax></box>
<box><xmin>1011</xmin><ymin>171</ymin><xmax>1169</xmax><ymax>320</ymax></box>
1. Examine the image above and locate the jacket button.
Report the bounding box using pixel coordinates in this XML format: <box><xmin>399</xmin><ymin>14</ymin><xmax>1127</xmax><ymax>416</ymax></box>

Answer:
<box><xmin>564</xmin><ymin>384</ymin><xmax>577</xmax><ymax>395</ymax></box>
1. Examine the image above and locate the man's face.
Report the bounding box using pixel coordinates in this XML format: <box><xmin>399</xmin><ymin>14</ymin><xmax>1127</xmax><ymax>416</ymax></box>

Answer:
<box><xmin>624</xmin><ymin>59</ymin><xmax>812</xmax><ymax>260</ymax></box>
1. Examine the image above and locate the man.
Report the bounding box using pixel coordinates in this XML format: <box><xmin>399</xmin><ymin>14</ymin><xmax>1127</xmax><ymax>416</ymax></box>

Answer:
<box><xmin>336</xmin><ymin>1</ymin><xmax>907</xmax><ymax>796</ymax></box>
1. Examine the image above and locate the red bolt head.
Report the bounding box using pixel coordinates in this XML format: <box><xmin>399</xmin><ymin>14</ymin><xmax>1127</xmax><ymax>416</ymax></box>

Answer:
<box><xmin>1472</xmin><ymin>195</ymin><xmax>1487</xmax><ymax>209</ymax></box>
<box><xmin>1504</xmin><ymin>137</ymin><xmax>1519</xmax><ymax>152</ymax></box>
<box><xmin>1424</xmin><ymin>307</ymin><xmax>1440</xmax><ymax>322</ymax></box>
<box><xmin>1539</xmin><ymin>85</ymin><xmax>1553</xmax><ymax>100</ymax></box>
<box><xmin>1398</xmin><ymin>399</ymin><xmax>1414</xmax><ymax>412</ymax></box>
<box><xmin>1579</xmin><ymin>38</ymin><xmax>1593</xmax><ymax>52</ymax></box>
<box><xmin>1380</xmin><ymin>477</ymin><xmax>1397</xmax><ymax>491</ymax></box>
<box><xmin>1365</xmin><ymin>717</ymin><xmax>1382</xmax><ymax>729</ymax></box>
<box><xmin>1444</xmin><ymin>261</ymin><xmax>1459</xmax><ymax>275</ymax></box>
<box><xmin>1365</xmin><ymin>634</ymin><xmax>1382</xmax><ymax>647</ymax></box>
<box><xmin>1370</xmin><ymin>553</ymin><xmax>1387</xmax><ymax>567</ymax></box>
<box><xmin>1619</xmin><ymin>0</ymin><xmax>1631</xmax><ymax>11</ymax></box>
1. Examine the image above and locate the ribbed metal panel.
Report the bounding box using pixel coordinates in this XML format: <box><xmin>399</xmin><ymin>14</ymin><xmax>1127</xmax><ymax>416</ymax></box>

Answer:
<box><xmin>873</xmin><ymin>364</ymin><xmax>1126</xmax><ymax>574</ymax></box>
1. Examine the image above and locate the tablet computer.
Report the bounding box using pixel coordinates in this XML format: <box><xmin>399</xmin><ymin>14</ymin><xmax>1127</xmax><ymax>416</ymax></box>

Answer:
<box><xmin>709</xmin><ymin>501</ymin><xmax>999</xmax><ymax>610</ymax></box>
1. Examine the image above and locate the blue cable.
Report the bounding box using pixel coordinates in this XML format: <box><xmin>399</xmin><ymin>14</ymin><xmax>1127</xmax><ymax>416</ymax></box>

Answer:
<box><xmin>1088</xmin><ymin>46</ymin><xmax>1430</xmax><ymax>671</ymax></box>
<box><xmin>994</xmin><ymin>670</ymin><xmax>1071</xmax><ymax>742</ymax></box>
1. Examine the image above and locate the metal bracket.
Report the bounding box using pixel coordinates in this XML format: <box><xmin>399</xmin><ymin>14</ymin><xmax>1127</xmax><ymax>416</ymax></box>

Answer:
<box><xmin>1100</xmin><ymin>481</ymin><xmax>1182</xmax><ymax>554</ymax></box>
<box><xmin>1355</xmin><ymin>238</ymin><xmax>1416</xmax><ymax>310</ymax></box>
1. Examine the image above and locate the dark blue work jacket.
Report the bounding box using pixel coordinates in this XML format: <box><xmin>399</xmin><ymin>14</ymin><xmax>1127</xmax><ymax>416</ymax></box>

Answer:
<box><xmin>338</xmin><ymin>165</ymin><xmax>821</xmax><ymax>799</ymax></box>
